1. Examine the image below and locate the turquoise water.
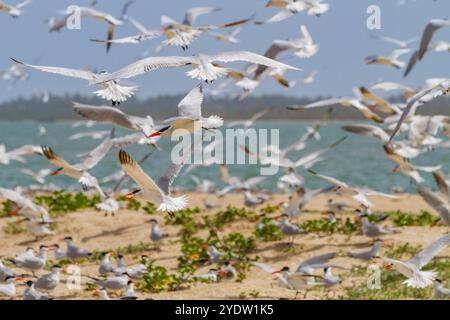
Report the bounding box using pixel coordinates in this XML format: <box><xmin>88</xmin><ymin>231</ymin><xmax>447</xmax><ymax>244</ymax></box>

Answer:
<box><xmin>0</xmin><ymin>121</ymin><xmax>447</xmax><ymax>193</ymax></box>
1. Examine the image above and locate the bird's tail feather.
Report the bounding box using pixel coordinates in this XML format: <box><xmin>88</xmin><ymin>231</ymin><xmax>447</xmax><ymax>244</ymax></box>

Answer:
<box><xmin>158</xmin><ymin>195</ymin><xmax>188</xmax><ymax>213</ymax></box>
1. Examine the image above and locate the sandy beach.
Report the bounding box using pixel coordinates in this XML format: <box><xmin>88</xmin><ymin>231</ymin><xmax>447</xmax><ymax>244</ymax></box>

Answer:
<box><xmin>1</xmin><ymin>192</ymin><xmax>449</xmax><ymax>300</ymax></box>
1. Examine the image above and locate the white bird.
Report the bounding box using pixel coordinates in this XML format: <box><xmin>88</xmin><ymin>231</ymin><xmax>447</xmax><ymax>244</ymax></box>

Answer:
<box><xmin>417</xmin><ymin>19</ymin><xmax>450</xmax><ymax>61</ymax></box>
<box><xmin>119</xmin><ymin>142</ymin><xmax>195</xmax><ymax>213</ymax></box>
<box><xmin>288</xmin><ymin>97</ymin><xmax>384</xmax><ymax>124</ymax></box>
<box><xmin>253</xmin><ymin>25</ymin><xmax>318</xmax><ymax>80</ymax></box>
<box><xmin>11</xmin><ymin>245</ymin><xmax>49</xmax><ymax>272</ymax></box>
<box><xmin>0</xmin><ymin>187</ymin><xmax>49</xmax><ymax>218</ymax></box>
<box><xmin>148</xmin><ymin>86</ymin><xmax>223</xmax><ymax>138</ymax></box>
<box><xmin>96</xmin><ymin>196</ymin><xmax>121</xmax><ymax>216</ymax></box>
<box><xmin>383</xmin><ymin>144</ymin><xmax>441</xmax><ymax>183</ymax></box>
<box><xmin>19</xmin><ymin>169</ymin><xmax>51</xmax><ymax>185</ymax></box>
<box><xmin>21</xmin><ymin>216</ymin><xmax>54</xmax><ymax>238</ymax></box>
<box><xmin>94</xmin><ymin>51</ymin><xmax>300</xmax><ymax>84</ymax></box>
<box><xmin>73</xmin><ymin>102</ymin><xmax>156</xmax><ymax>137</ymax></box>
<box><xmin>0</xmin><ymin>0</ymin><xmax>31</xmax><ymax>18</ymax></box>
<box><xmin>23</xmin><ymin>281</ymin><xmax>50</xmax><ymax>300</ymax></box>
<box><xmin>417</xmin><ymin>185</ymin><xmax>450</xmax><ymax>227</ymax></box>
<box><xmin>365</xmin><ymin>48</ymin><xmax>411</xmax><ymax>69</ymax></box>
<box><xmin>356</xmin><ymin>210</ymin><xmax>396</xmax><ymax>238</ymax></box>
<box><xmin>41</xmin><ymin>129</ymin><xmax>114</xmax><ymax>195</ymax></box>
<box><xmin>68</xmin><ymin>130</ymin><xmax>109</xmax><ymax>141</ymax></box>
<box><xmin>206</xmin><ymin>245</ymin><xmax>226</xmax><ymax>264</ymax></box>
<box><xmin>89</xmin><ymin>273</ymin><xmax>130</xmax><ymax>291</ymax></box>
<box><xmin>252</xmin><ymin>262</ymin><xmax>322</xmax><ymax>298</ymax></box>
<box><xmin>0</xmin><ymin>275</ymin><xmax>20</xmax><ymax>297</ymax></box>
<box><xmin>322</xmin><ymin>267</ymin><xmax>342</xmax><ymax>287</ymax></box>
<box><xmin>371</xmin><ymin>34</ymin><xmax>417</xmax><ymax>49</ymax></box>
<box><xmin>158</xmin><ymin>7</ymin><xmax>251</xmax><ymax>51</ymax></box>
<box><xmin>227</xmin><ymin>109</ymin><xmax>269</xmax><ymax>128</ymax></box>
<box><xmin>62</xmin><ymin>5</ymin><xmax>124</xmax><ymax>52</ymax></box>
<box><xmin>307</xmin><ymin>170</ymin><xmax>396</xmax><ymax>208</ymax></box>
<box><xmin>383</xmin><ymin>233</ymin><xmax>450</xmax><ymax>288</ymax></box>
<box><xmin>99</xmin><ymin>252</ymin><xmax>114</xmax><ymax>275</ymax></box>
<box><xmin>296</xmin><ymin>252</ymin><xmax>339</xmax><ymax>275</ymax></box>
<box><xmin>261</xmin><ymin>0</ymin><xmax>329</xmax><ymax>24</ymax></box>
<box><xmin>63</xmin><ymin>236</ymin><xmax>92</xmax><ymax>260</ymax></box>
<box><xmin>11</xmin><ymin>59</ymin><xmax>137</xmax><ymax>106</ymax></box>
<box><xmin>148</xmin><ymin>219</ymin><xmax>168</xmax><ymax>242</ymax></box>
<box><xmin>0</xmin><ymin>260</ymin><xmax>17</xmax><ymax>283</ymax></box>
<box><xmin>388</xmin><ymin>79</ymin><xmax>450</xmax><ymax>141</ymax></box>
<box><xmin>434</xmin><ymin>279</ymin><xmax>450</xmax><ymax>298</ymax></box>
<box><xmin>0</xmin><ymin>144</ymin><xmax>41</xmax><ymax>165</ymax></box>
<box><xmin>370</xmin><ymin>82</ymin><xmax>416</xmax><ymax>99</ymax></box>
<box><xmin>34</xmin><ymin>265</ymin><xmax>61</xmax><ymax>292</ymax></box>
<box><xmin>284</xmin><ymin>186</ymin><xmax>335</xmax><ymax>218</ymax></box>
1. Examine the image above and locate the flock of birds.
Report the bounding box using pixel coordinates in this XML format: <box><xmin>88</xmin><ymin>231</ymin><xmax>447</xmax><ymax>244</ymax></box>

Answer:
<box><xmin>2</xmin><ymin>0</ymin><xmax>450</xmax><ymax>300</ymax></box>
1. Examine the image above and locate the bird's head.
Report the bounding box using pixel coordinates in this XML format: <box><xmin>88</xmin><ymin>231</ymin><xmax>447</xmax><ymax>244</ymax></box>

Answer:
<box><xmin>125</xmin><ymin>189</ymin><xmax>141</xmax><ymax>200</ymax></box>
<box><xmin>384</xmin><ymin>263</ymin><xmax>394</xmax><ymax>270</ymax></box>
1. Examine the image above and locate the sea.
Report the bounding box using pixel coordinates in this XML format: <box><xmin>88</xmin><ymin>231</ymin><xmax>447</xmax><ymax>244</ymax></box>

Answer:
<box><xmin>0</xmin><ymin>121</ymin><xmax>448</xmax><ymax>194</ymax></box>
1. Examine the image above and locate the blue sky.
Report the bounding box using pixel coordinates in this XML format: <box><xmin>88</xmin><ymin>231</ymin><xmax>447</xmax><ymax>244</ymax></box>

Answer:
<box><xmin>1</xmin><ymin>0</ymin><xmax>450</xmax><ymax>102</ymax></box>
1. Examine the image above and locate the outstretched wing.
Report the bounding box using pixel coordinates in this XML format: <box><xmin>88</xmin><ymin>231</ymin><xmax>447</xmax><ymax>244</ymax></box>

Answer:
<box><xmin>77</xmin><ymin>129</ymin><xmax>115</xmax><ymax>170</ymax></box>
<box><xmin>177</xmin><ymin>86</ymin><xmax>203</xmax><ymax>118</ymax></box>
<box><xmin>10</xmin><ymin>58</ymin><xmax>96</xmax><ymax>81</ymax></box>
<box><xmin>118</xmin><ymin>150</ymin><xmax>163</xmax><ymax>199</ymax></box>
<box><xmin>41</xmin><ymin>146</ymin><xmax>75</xmax><ymax>170</ymax></box>
<box><xmin>408</xmin><ymin>233</ymin><xmax>450</xmax><ymax>269</ymax></box>
<box><xmin>208</xmin><ymin>51</ymin><xmax>301</xmax><ymax>71</ymax></box>
<box><xmin>157</xmin><ymin>135</ymin><xmax>203</xmax><ymax>194</ymax></box>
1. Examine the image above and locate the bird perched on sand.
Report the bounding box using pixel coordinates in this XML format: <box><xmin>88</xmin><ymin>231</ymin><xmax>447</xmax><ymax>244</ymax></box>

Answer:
<box><xmin>148</xmin><ymin>219</ymin><xmax>169</xmax><ymax>242</ymax></box>
<box><xmin>34</xmin><ymin>265</ymin><xmax>61</xmax><ymax>292</ymax></box>
<box><xmin>0</xmin><ymin>275</ymin><xmax>21</xmax><ymax>297</ymax></box>
<box><xmin>252</xmin><ymin>262</ymin><xmax>323</xmax><ymax>299</ymax></box>
<box><xmin>89</xmin><ymin>272</ymin><xmax>130</xmax><ymax>291</ymax></box>
<box><xmin>23</xmin><ymin>280</ymin><xmax>51</xmax><ymax>300</ymax></box>
<box><xmin>62</xmin><ymin>236</ymin><xmax>92</xmax><ymax>261</ymax></box>
<box><xmin>356</xmin><ymin>210</ymin><xmax>397</xmax><ymax>238</ymax></box>
<box><xmin>10</xmin><ymin>245</ymin><xmax>50</xmax><ymax>273</ymax></box>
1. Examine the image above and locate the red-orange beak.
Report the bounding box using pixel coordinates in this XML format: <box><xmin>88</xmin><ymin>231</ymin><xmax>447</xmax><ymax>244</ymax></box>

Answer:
<box><xmin>125</xmin><ymin>192</ymin><xmax>134</xmax><ymax>201</ymax></box>
<box><xmin>50</xmin><ymin>170</ymin><xmax>60</xmax><ymax>176</ymax></box>
<box><xmin>148</xmin><ymin>131</ymin><xmax>161</xmax><ymax>138</ymax></box>
<box><xmin>15</xmin><ymin>276</ymin><xmax>23</xmax><ymax>281</ymax></box>
<box><xmin>271</xmin><ymin>270</ymin><xmax>281</xmax><ymax>274</ymax></box>
<box><xmin>384</xmin><ymin>264</ymin><xmax>393</xmax><ymax>270</ymax></box>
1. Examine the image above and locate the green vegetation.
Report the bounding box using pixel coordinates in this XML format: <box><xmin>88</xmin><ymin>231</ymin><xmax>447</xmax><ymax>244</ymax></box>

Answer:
<box><xmin>388</xmin><ymin>210</ymin><xmax>440</xmax><ymax>227</ymax></box>
<box><xmin>35</xmin><ymin>191</ymin><xmax>100</xmax><ymax>215</ymax></box>
<box><xmin>253</xmin><ymin>217</ymin><xmax>283</xmax><ymax>242</ymax></box>
<box><xmin>300</xmin><ymin>217</ymin><xmax>360</xmax><ymax>235</ymax></box>
<box><xmin>3</xmin><ymin>219</ymin><xmax>25</xmax><ymax>234</ymax></box>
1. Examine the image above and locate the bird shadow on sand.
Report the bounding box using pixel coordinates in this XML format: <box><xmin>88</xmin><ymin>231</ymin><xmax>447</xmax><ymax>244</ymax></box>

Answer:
<box><xmin>17</xmin><ymin>238</ymin><xmax>41</xmax><ymax>246</ymax></box>
<box><xmin>81</xmin><ymin>224</ymin><xmax>144</xmax><ymax>243</ymax></box>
